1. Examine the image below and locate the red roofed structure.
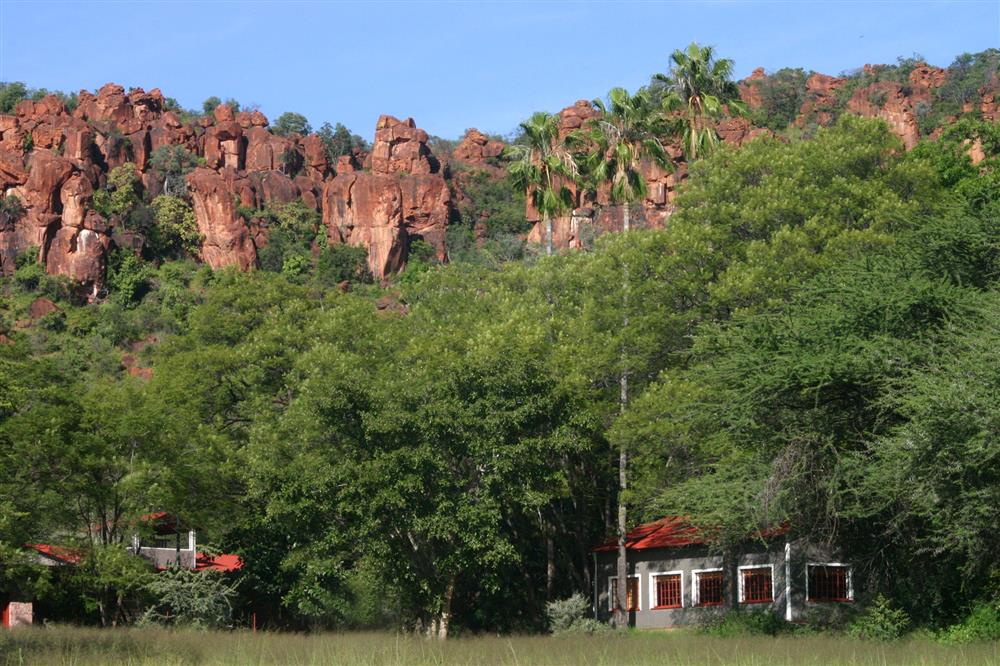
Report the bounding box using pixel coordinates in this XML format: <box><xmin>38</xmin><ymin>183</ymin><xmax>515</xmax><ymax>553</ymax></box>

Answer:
<box><xmin>27</xmin><ymin>543</ymin><xmax>84</xmax><ymax>566</ymax></box>
<box><xmin>592</xmin><ymin>517</ymin><xmax>708</xmax><ymax>552</ymax></box>
<box><xmin>195</xmin><ymin>553</ymin><xmax>243</xmax><ymax>573</ymax></box>
<box><xmin>592</xmin><ymin>516</ymin><xmax>843</xmax><ymax>630</ymax></box>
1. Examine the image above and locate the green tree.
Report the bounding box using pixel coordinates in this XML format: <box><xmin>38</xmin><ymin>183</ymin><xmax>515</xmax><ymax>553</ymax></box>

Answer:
<box><xmin>150</xmin><ymin>195</ymin><xmax>202</xmax><ymax>258</ymax></box>
<box><xmin>317</xmin><ymin>122</ymin><xmax>370</xmax><ymax>164</ymax></box>
<box><xmin>0</xmin><ymin>82</ymin><xmax>28</xmax><ymax>113</ymax></box>
<box><xmin>148</xmin><ymin>145</ymin><xmax>202</xmax><ymax>197</ymax></box>
<box><xmin>93</xmin><ymin>163</ymin><xmax>142</xmax><ymax>222</ymax></box>
<box><xmin>272</xmin><ymin>112</ymin><xmax>312</xmax><ymax>137</ymax></box>
<box><xmin>202</xmin><ymin>96</ymin><xmax>222</xmax><ymax>115</ymax></box>
<box><xmin>655</xmin><ymin>42</ymin><xmax>747</xmax><ymax>160</ymax></box>
<box><xmin>506</xmin><ymin>112</ymin><xmax>579</xmax><ymax>256</ymax></box>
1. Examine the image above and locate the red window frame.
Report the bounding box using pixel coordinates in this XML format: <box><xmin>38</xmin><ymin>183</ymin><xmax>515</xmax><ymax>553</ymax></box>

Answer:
<box><xmin>610</xmin><ymin>576</ymin><xmax>639</xmax><ymax>612</ymax></box>
<box><xmin>740</xmin><ymin>567</ymin><xmax>773</xmax><ymax>604</ymax></box>
<box><xmin>653</xmin><ymin>573</ymin><xmax>682</xmax><ymax>609</ymax></box>
<box><xmin>696</xmin><ymin>570</ymin><xmax>725</xmax><ymax>606</ymax></box>
<box><xmin>807</xmin><ymin>565</ymin><xmax>852</xmax><ymax>603</ymax></box>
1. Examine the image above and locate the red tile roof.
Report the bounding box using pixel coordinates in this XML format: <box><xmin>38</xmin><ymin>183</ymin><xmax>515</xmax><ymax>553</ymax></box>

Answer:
<box><xmin>27</xmin><ymin>543</ymin><xmax>84</xmax><ymax>564</ymax></box>
<box><xmin>195</xmin><ymin>553</ymin><xmax>243</xmax><ymax>573</ymax></box>
<box><xmin>593</xmin><ymin>517</ymin><xmax>789</xmax><ymax>553</ymax></box>
<box><xmin>593</xmin><ymin>517</ymin><xmax>707</xmax><ymax>552</ymax></box>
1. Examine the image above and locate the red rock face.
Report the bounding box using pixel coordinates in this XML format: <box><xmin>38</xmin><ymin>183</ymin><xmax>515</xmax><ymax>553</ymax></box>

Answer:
<box><xmin>186</xmin><ymin>168</ymin><xmax>257</xmax><ymax>271</ymax></box>
<box><xmin>738</xmin><ymin>68</ymin><xmax>767</xmax><ymax>111</ymax></box>
<box><xmin>797</xmin><ymin>73</ymin><xmax>847</xmax><ymax>127</ymax></box>
<box><xmin>453</xmin><ymin>128</ymin><xmax>505</xmax><ymax>164</ymax></box>
<box><xmin>318</xmin><ymin>115</ymin><xmax>451</xmax><ymax>277</ymax></box>
<box><xmin>847</xmin><ymin>81</ymin><xmax>921</xmax><ymax>149</ymax></box>
<box><xmin>322</xmin><ymin>172</ymin><xmax>407</xmax><ymax>278</ymax></box>
<box><xmin>371</xmin><ymin>115</ymin><xmax>439</xmax><ymax>175</ymax></box>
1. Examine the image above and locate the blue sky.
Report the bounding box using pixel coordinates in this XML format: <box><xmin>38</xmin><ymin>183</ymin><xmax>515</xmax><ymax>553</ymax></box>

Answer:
<box><xmin>1</xmin><ymin>1</ymin><xmax>997</xmax><ymax>140</ymax></box>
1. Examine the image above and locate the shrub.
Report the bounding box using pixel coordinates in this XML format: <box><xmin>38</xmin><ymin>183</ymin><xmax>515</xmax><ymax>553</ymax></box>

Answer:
<box><xmin>0</xmin><ymin>194</ymin><xmax>25</xmax><ymax>221</ymax></box>
<box><xmin>202</xmin><ymin>96</ymin><xmax>222</xmax><ymax>115</ymax></box>
<box><xmin>315</xmin><ymin>243</ymin><xmax>371</xmax><ymax>286</ymax></box>
<box><xmin>106</xmin><ymin>250</ymin><xmax>151</xmax><ymax>306</ymax></box>
<box><xmin>545</xmin><ymin>593</ymin><xmax>589</xmax><ymax>633</ymax></box>
<box><xmin>938</xmin><ymin>601</ymin><xmax>1000</xmax><ymax>643</ymax></box>
<box><xmin>848</xmin><ymin>595</ymin><xmax>911</xmax><ymax>641</ymax></box>
<box><xmin>93</xmin><ymin>163</ymin><xmax>141</xmax><ymax>220</ymax></box>
<box><xmin>545</xmin><ymin>593</ymin><xmax>610</xmax><ymax>634</ymax></box>
<box><xmin>140</xmin><ymin>567</ymin><xmax>237</xmax><ymax>630</ymax></box>
<box><xmin>149</xmin><ymin>145</ymin><xmax>203</xmax><ymax>197</ymax></box>
<box><xmin>699</xmin><ymin>610</ymin><xmax>790</xmax><ymax>637</ymax></box>
<box><xmin>150</xmin><ymin>195</ymin><xmax>202</xmax><ymax>258</ymax></box>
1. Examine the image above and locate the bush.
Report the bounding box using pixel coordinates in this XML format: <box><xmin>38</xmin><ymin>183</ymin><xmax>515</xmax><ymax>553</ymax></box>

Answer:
<box><xmin>150</xmin><ymin>195</ymin><xmax>202</xmax><ymax>258</ymax></box>
<box><xmin>140</xmin><ymin>567</ymin><xmax>237</xmax><ymax>630</ymax></box>
<box><xmin>848</xmin><ymin>595</ymin><xmax>911</xmax><ymax>641</ymax></box>
<box><xmin>315</xmin><ymin>243</ymin><xmax>371</xmax><ymax>287</ymax></box>
<box><xmin>106</xmin><ymin>250</ymin><xmax>151</xmax><ymax>307</ymax></box>
<box><xmin>545</xmin><ymin>593</ymin><xmax>610</xmax><ymax>634</ymax></box>
<box><xmin>700</xmin><ymin>610</ymin><xmax>790</xmax><ymax>637</ymax></box>
<box><xmin>938</xmin><ymin>601</ymin><xmax>1000</xmax><ymax>643</ymax></box>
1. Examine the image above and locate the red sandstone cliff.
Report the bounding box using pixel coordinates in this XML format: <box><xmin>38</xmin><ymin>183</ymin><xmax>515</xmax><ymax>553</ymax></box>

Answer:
<box><xmin>0</xmin><ymin>59</ymin><xmax>994</xmax><ymax>294</ymax></box>
<box><xmin>0</xmin><ymin>84</ymin><xmax>454</xmax><ymax>291</ymax></box>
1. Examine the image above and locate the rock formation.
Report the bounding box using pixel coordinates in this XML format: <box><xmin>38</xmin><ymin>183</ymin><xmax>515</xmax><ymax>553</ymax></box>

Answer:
<box><xmin>322</xmin><ymin>115</ymin><xmax>450</xmax><ymax>278</ymax></box>
<box><xmin>0</xmin><ymin>57</ymin><xmax>994</xmax><ymax>293</ymax></box>
<box><xmin>453</xmin><ymin>128</ymin><xmax>504</xmax><ymax>164</ymax></box>
<box><xmin>0</xmin><ymin>84</ymin><xmax>456</xmax><ymax>291</ymax></box>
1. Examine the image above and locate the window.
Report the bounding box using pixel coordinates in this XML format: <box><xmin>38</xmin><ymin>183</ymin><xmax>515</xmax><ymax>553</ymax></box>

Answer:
<box><xmin>739</xmin><ymin>565</ymin><xmax>774</xmax><ymax>604</ymax></box>
<box><xmin>609</xmin><ymin>575</ymin><xmax>640</xmax><ymax>612</ymax></box>
<box><xmin>807</xmin><ymin>564</ymin><xmax>853</xmax><ymax>602</ymax></box>
<box><xmin>693</xmin><ymin>569</ymin><xmax>724</xmax><ymax>606</ymax></box>
<box><xmin>651</xmin><ymin>572</ymin><xmax>683</xmax><ymax>609</ymax></box>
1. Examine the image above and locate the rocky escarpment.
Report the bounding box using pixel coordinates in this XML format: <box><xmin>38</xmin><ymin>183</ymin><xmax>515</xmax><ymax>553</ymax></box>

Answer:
<box><xmin>322</xmin><ymin>115</ymin><xmax>451</xmax><ymax>277</ymax></box>
<box><xmin>0</xmin><ymin>84</ymin><xmax>455</xmax><ymax>295</ymax></box>
<box><xmin>739</xmin><ymin>60</ymin><xmax>996</xmax><ymax>150</ymax></box>
<box><xmin>2</xmin><ymin>56</ymin><xmax>996</xmax><ymax>294</ymax></box>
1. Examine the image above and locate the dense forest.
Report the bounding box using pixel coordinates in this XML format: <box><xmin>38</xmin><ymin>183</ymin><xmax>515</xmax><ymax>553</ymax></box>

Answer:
<box><xmin>1</xmin><ymin>47</ymin><xmax>999</xmax><ymax>641</ymax></box>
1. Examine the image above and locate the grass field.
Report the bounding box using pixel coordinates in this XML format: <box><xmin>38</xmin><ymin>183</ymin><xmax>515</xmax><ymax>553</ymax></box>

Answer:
<box><xmin>1</xmin><ymin>627</ymin><xmax>998</xmax><ymax>666</ymax></box>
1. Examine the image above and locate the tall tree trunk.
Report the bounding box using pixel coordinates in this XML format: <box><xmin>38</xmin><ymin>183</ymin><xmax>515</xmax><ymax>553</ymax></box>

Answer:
<box><xmin>615</xmin><ymin>369</ymin><xmax>629</xmax><ymax>628</ymax></box>
<box><xmin>614</xmin><ymin>229</ymin><xmax>631</xmax><ymax>629</ymax></box>
<box><xmin>622</xmin><ymin>203</ymin><xmax>630</xmax><ymax>233</ymax></box>
<box><xmin>434</xmin><ymin>576</ymin><xmax>456</xmax><ymax>640</ymax></box>
<box><xmin>545</xmin><ymin>213</ymin><xmax>553</xmax><ymax>256</ymax></box>
<box><xmin>546</xmin><ymin>533</ymin><xmax>556</xmax><ymax>601</ymax></box>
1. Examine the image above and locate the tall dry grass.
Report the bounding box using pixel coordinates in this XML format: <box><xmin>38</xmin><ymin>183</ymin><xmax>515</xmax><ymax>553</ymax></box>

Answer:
<box><xmin>1</xmin><ymin>626</ymin><xmax>997</xmax><ymax>666</ymax></box>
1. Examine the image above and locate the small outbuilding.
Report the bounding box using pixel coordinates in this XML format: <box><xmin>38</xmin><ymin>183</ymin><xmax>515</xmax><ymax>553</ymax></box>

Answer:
<box><xmin>593</xmin><ymin>517</ymin><xmax>853</xmax><ymax>628</ymax></box>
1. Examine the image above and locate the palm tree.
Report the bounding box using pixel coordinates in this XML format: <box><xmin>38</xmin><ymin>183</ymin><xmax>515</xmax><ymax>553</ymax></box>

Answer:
<box><xmin>655</xmin><ymin>42</ymin><xmax>746</xmax><ymax>161</ymax></box>
<box><xmin>580</xmin><ymin>87</ymin><xmax>672</xmax><ymax>233</ymax></box>
<box><xmin>506</xmin><ymin>112</ymin><xmax>578</xmax><ymax>256</ymax></box>
<box><xmin>577</xmin><ymin>87</ymin><xmax>671</xmax><ymax>629</ymax></box>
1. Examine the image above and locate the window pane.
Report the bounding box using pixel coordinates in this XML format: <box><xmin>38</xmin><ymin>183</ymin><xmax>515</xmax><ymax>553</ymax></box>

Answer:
<box><xmin>697</xmin><ymin>571</ymin><xmax>724</xmax><ymax>605</ymax></box>
<box><xmin>742</xmin><ymin>568</ymin><xmax>773</xmax><ymax>603</ymax></box>
<box><xmin>655</xmin><ymin>574</ymin><xmax>682</xmax><ymax>608</ymax></box>
<box><xmin>611</xmin><ymin>577</ymin><xmax>639</xmax><ymax>611</ymax></box>
<box><xmin>627</xmin><ymin>577</ymin><xmax>638</xmax><ymax>611</ymax></box>
<box><xmin>808</xmin><ymin>565</ymin><xmax>850</xmax><ymax>602</ymax></box>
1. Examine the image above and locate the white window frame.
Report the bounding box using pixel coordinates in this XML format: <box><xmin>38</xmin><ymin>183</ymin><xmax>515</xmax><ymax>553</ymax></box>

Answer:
<box><xmin>649</xmin><ymin>570</ymin><xmax>684</xmax><ymax>610</ymax></box>
<box><xmin>691</xmin><ymin>567</ymin><xmax>725</xmax><ymax>607</ymax></box>
<box><xmin>805</xmin><ymin>562</ymin><xmax>854</xmax><ymax>602</ymax></box>
<box><xmin>737</xmin><ymin>564</ymin><xmax>775</xmax><ymax>604</ymax></box>
<box><xmin>608</xmin><ymin>574</ymin><xmax>641</xmax><ymax>612</ymax></box>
